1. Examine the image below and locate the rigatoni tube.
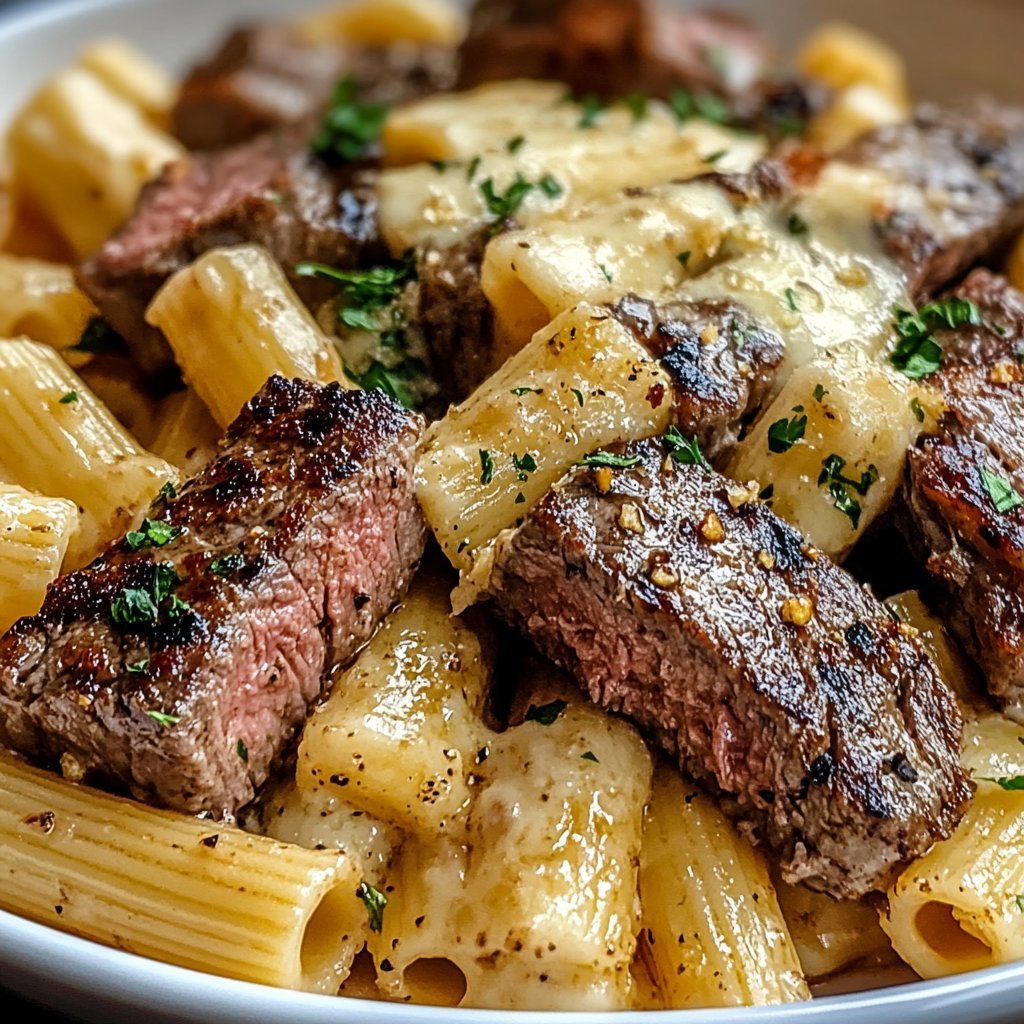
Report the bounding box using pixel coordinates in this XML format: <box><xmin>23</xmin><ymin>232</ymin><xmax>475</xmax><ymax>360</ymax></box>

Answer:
<box><xmin>0</xmin><ymin>754</ymin><xmax>367</xmax><ymax>993</ymax></box>
<box><xmin>146</xmin><ymin>244</ymin><xmax>347</xmax><ymax>428</ymax></box>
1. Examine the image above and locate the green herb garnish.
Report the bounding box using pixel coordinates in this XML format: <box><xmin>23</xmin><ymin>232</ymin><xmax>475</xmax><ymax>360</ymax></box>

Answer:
<box><xmin>480</xmin><ymin>173</ymin><xmax>534</xmax><ymax>233</ymax></box>
<box><xmin>983</xmin><ymin>775</ymin><xmax>1024</xmax><ymax>791</ymax></box>
<box><xmin>677</xmin><ymin>251</ymin><xmax>691</xmax><ymax>267</ymax></box>
<box><xmin>980</xmin><ymin>467</ymin><xmax>1024</xmax><ymax>515</ymax></box>
<box><xmin>209</xmin><ymin>553</ymin><xmax>245</xmax><ymax>577</ymax></box>
<box><xmin>787</xmin><ymin>212</ymin><xmax>809</xmax><ymax>236</ymax></box>
<box><xmin>813</xmin><ymin>384</ymin><xmax>828</xmax><ymax>402</ymax></box>
<box><xmin>125</xmin><ymin>518</ymin><xmax>180</xmax><ymax>552</ymax></box>
<box><xmin>571</xmin><ymin>387</ymin><xmax>585</xmax><ymax>407</ymax></box>
<box><xmin>599</xmin><ymin>263</ymin><xmax>614</xmax><ymax>283</ymax></box>
<box><xmin>663</xmin><ymin>426</ymin><xmax>711</xmax><ymax>471</ymax></box>
<box><xmin>236</xmin><ymin>739</ymin><xmax>249</xmax><ymax>764</ymax></box>
<box><xmin>479</xmin><ymin>449</ymin><xmax>495</xmax><ymax>485</ymax></box>
<box><xmin>577</xmin><ymin>451</ymin><xmax>641</xmax><ymax>469</ymax></box>
<box><xmin>577</xmin><ymin>94</ymin><xmax>604</xmax><ymax>128</ymax></box>
<box><xmin>784</xmin><ymin>287</ymin><xmax>800</xmax><ymax>312</ymax></box>
<box><xmin>357</xmin><ymin>881</ymin><xmax>388</xmax><ymax>932</ymax></box>
<box><xmin>538</xmin><ymin>174</ymin><xmax>564</xmax><ymax>198</ymax></box>
<box><xmin>624</xmin><ymin>92</ymin><xmax>648</xmax><ymax>122</ymax></box>
<box><xmin>126</xmin><ymin>658</ymin><xmax>150</xmax><ymax>675</ymax></box>
<box><xmin>525</xmin><ymin>700</ymin><xmax>568</xmax><ymax>726</ymax></box>
<box><xmin>767</xmin><ymin>411</ymin><xmax>807</xmax><ymax>454</ymax></box>
<box><xmin>145</xmin><ymin>710</ymin><xmax>180</xmax><ymax>728</ymax></box>
<box><xmin>506</xmin><ymin>135</ymin><xmax>525</xmax><ymax>154</ymax></box>
<box><xmin>512</xmin><ymin>451</ymin><xmax>538</xmax><ymax>481</ymax></box>
<box><xmin>890</xmin><ymin>299</ymin><xmax>983</xmax><ymax>380</ymax></box>
<box><xmin>581</xmin><ymin>751</ymin><xmax>600</xmax><ymax>763</ymax></box>
<box><xmin>345</xmin><ymin>358</ymin><xmax>425</xmax><ymax>410</ymax></box>
<box><xmin>59</xmin><ymin>391</ymin><xmax>78</xmax><ymax>405</ymax></box>
<box><xmin>910</xmin><ymin>397</ymin><xmax>925</xmax><ymax>423</ymax></box>
<box><xmin>511</xmin><ymin>386</ymin><xmax>542</xmax><ymax>396</ymax></box>
<box><xmin>70</xmin><ymin>317</ymin><xmax>127</xmax><ymax>356</ymax></box>
<box><xmin>111</xmin><ymin>588</ymin><xmax>159</xmax><ymax>628</ymax></box>
<box><xmin>311</xmin><ymin>77</ymin><xmax>387</xmax><ymax>162</ymax></box>
<box><xmin>295</xmin><ymin>255</ymin><xmax>415</xmax><ymax>333</ymax></box>
<box><xmin>818</xmin><ymin>455</ymin><xmax>879</xmax><ymax>529</ymax></box>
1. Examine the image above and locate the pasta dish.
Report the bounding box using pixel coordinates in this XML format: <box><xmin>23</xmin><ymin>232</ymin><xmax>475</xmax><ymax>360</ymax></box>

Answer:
<box><xmin>2</xmin><ymin>0</ymin><xmax>1024</xmax><ymax>1012</ymax></box>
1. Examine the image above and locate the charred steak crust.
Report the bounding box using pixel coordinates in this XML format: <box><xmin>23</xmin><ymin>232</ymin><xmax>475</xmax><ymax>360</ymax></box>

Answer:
<box><xmin>611</xmin><ymin>293</ymin><xmax>784</xmax><ymax>463</ymax></box>
<box><xmin>172</xmin><ymin>24</ymin><xmax>455</xmax><ymax>152</ymax></box>
<box><xmin>76</xmin><ymin>133</ymin><xmax>381</xmax><ymax>378</ymax></box>
<box><xmin>901</xmin><ymin>271</ymin><xmax>1024</xmax><ymax>706</ymax></box>
<box><xmin>0</xmin><ymin>378</ymin><xmax>427</xmax><ymax>816</ymax></box>
<box><xmin>488</xmin><ymin>439</ymin><xmax>970</xmax><ymax>898</ymax></box>
<box><xmin>841</xmin><ymin>101</ymin><xmax>1024</xmax><ymax>300</ymax></box>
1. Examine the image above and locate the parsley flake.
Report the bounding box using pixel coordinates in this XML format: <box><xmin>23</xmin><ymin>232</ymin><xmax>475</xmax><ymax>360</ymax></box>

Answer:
<box><xmin>663</xmin><ymin>426</ymin><xmax>711</xmax><ymax>471</ymax></box>
<box><xmin>480</xmin><ymin>173</ymin><xmax>534</xmax><ymax>233</ymax></box>
<box><xmin>525</xmin><ymin>700</ymin><xmax>568</xmax><ymax>725</ymax></box>
<box><xmin>571</xmin><ymin>387</ymin><xmax>585</xmax><ymax>407</ymax></box>
<box><xmin>511</xmin><ymin>386</ymin><xmax>542</xmax><ymax>396</ymax></box>
<box><xmin>59</xmin><ymin>390</ymin><xmax>78</xmax><ymax>405</ymax></box>
<box><xmin>890</xmin><ymin>299</ymin><xmax>983</xmax><ymax>380</ymax></box>
<box><xmin>111</xmin><ymin>588</ymin><xmax>158</xmax><ymax>628</ymax></box>
<box><xmin>677</xmin><ymin>251</ymin><xmax>691</xmax><ymax>267</ymax></box>
<box><xmin>576</xmin><ymin>94</ymin><xmax>604</xmax><ymax>128</ymax></box>
<box><xmin>578</xmin><ymin>451</ymin><xmax>641</xmax><ymax>469</ymax></box>
<box><xmin>599</xmin><ymin>263</ymin><xmax>614</xmax><ymax>283</ymax></box>
<box><xmin>311</xmin><ymin>77</ymin><xmax>387</xmax><ymax>163</ymax></box>
<box><xmin>813</xmin><ymin>384</ymin><xmax>828</xmax><ymax>402</ymax></box>
<box><xmin>344</xmin><ymin>358</ymin><xmax>425</xmax><ymax>410</ymax></box>
<box><xmin>479</xmin><ymin>449</ymin><xmax>495</xmax><ymax>485</ymax></box>
<box><xmin>295</xmin><ymin>255</ymin><xmax>415</xmax><ymax>333</ymax></box>
<box><xmin>209</xmin><ymin>553</ymin><xmax>245</xmax><ymax>577</ymax></box>
<box><xmin>513</xmin><ymin>451</ymin><xmax>538</xmax><ymax>481</ymax></box>
<box><xmin>581</xmin><ymin>751</ymin><xmax>600</xmax><ymax>763</ymax></box>
<box><xmin>70</xmin><ymin>317</ymin><xmax>127</xmax><ymax>356</ymax></box>
<box><xmin>784</xmin><ymin>287</ymin><xmax>800</xmax><ymax>312</ymax></box>
<box><xmin>703</xmin><ymin>148</ymin><xmax>728</xmax><ymax>164</ymax></box>
<box><xmin>506</xmin><ymin>135</ymin><xmax>526</xmax><ymax>154</ymax></box>
<box><xmin>767</xmin><ymin>411</ymin><xmax>807</xmax><ymax>454</ymax></box>
<box><xmin>125</xmin><ymin>518</ymin><xmax>180</xmax><ymax>552</ymax></box>
<box><xmin>1016</xmin><ymin>895</ymin><xmax>1024</xmax><ymax>914</ymax></box>
<box><xmin>236</xmin><ymin>739</ymin><xmax>249</xmax><ymax>764</ymax></box>
<box><xmin>818</xmin><ymin>455</ymin><xmax>878</xmax><ymax>529</ymax></box>
<box><xmin>126</xmin><ymin>658</ymin><xmax>150</xmax><ymax>675</ymax></box>
<box><xmin>145</xmin><ymin>710</ymin><xmax>180</xmax><ymax>728</ymax></box>
<box><xmin>357</xmin><ymin>881</ymin><xmax>388</xmax><ymax>932</ymax></box>
<box><xmin>538</xmin><ymin>174</ymin><xmax>564</xmax><ymax>199</ymax></box>
<box><xmin>787</xmin><ymin>212</ymin><xmax>809</xmax><ymax>236</ymax></box>
<box><xmin>980</xmin><ymin>467</ymin><xmax>1024</xmax><ymax>515</ymax></box>
<box><xmin>910</xmin><ymin>397</ymin><xmax>926</xmax><ymax>423</ymax></box>
<box><xmin>624</xmin><ymin>92</ymin><xmax>648</xmax><ymax>122</ymax></box>
<box><xmin>983</xmin><ymin>775</ymin><xmax>1024</xmax><ymax>791</ymax></box>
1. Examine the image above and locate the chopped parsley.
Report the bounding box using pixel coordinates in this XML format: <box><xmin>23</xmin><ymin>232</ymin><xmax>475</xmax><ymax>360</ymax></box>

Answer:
<box><xmin>767</xmin><ymin>410</ymin><xmax>807</xmax><ymax>454</ymax></box>
<box><xmin>669</xmin><ymin>87</ymin><xmax>731</xmax><ymax>124</ymax></box>
<box><xmin>511</xmin><ymin>386</ymin><xmax>541</xmax><ymax>396</ymax></box>
<box><xmin>111</xmin><ymin>588</ymin><xmax>159</xmax><ymax>628</ymax></box>
<box><xmin>345</xmin><ymin>358</ymin><xmax>426</xmax><ymax>410</ymax></box>
<box><xmin>538</xmin><ymin>174</ymin><xmax>564</xmax><ymax>198</ymax></box>
<box><xmin>784</xmin><ymin>287</ymin><xmax>800</xmax><ymax>312</ymax></box>
<box><xmin>910</xmin><ymin>396</ymin><xmax>926</xmax><ymax>423</ymax></box>
<box><xmin>145</xmin><ymin>710</ymin><xmax>180</xmax><ymax>728</ymax></box>
<box><xmin>166</xmin><ymin>594</ymin><xmax>192</xmax><ymax>620</ymax></box>
<box><xmin>983</xmin><ymin>775</ymin><xmax>1024</xmax><ymax>791</ymax></box>
<box><xmin>125</xmin><ymin>518</ymin><xmax>180</xmax><ymax>552</ymax></box>
<box><xmin>1016</xmin><ymin>895</ymin><xmax>1024</xmax><ymax>914</ymax></box>
<box><xmin>787</xmin><ymin>212</ymin><xmax>809</xmax><ymax>236</ymax></box>
<box><xmin>980</xmin><ymin>467</ymin><xmax>1024</xmax><ymax>515</ymax></box>
<box><xmin>465</xmin><ymin>155</ymin><xmax>482</xmax><ymax>181</ymax></box>
<box><xmin>663</xmin><ymin>426</ymin><xmax>711</xmax><ymax>471</ymax></box>
<box><xmin>813</xmin><ymin>384</ymin><xmax>828</xmax><ymax>402</ymax></box>
<box><xmin>295</xmin><ymin>254</ymin><xmax>415</xmax><ymax>333</ymax></box>
<box><xmin>890</xmin><ymin>299</ymin><xmax>983</xmax><ymax>380</ymax></box>
<box><xmin>479</xmin><ymin>449</ymin><xmax>495</xmax><ymax>485</ymax></box>
<box><xmin>157</xmin><ymin>482</ymin><xmax>177</xmax><ymax>503</ymax></box>
<box><xmin>126</xmin><ymin>658</ymin><xmax>150</xmax><ymax>675</ymax></box>
<box><xmin>623</xmin><ymin>92</ymin><xmax>648</xmax><ymax>122</ymax></box>
<box><xmin>512</xmin><ymin>451</ymin><xmax>538</xmax><ymax>481</ymax></box>
<box><xmin>429</xmin><ymin>159</ymin><xmax>452</xmax><ymax>173</ymax></box>
<box><xmin>581</xmin><ymin>751</ymin><xmax>600</xmax><ymax>763</ymax></box>
<box><xmin>59</xmin><ymin>391</ymin><xmax>78</xmax><ymax>405</ymax></box>
<box><xmin>152</xmin><ymin>563</ymin><xmax>181</xmax><ymax>603</ymax></box>
<box><xmin>577</xmin><ymin>451</ymin><xmax>641</xmax><ymax>469</ymax></box>
<box><xmin>571</xmin><ymin>387</ymin><xmax>585</xmax><ymax>407</ymax></box>
<box><xmin>703</xmin><ymin>149</ymin><xmax>728</xmax><ymax>164</ymax></box>
<box><xmin>209</xmin><ymin>553</ymin><xmax>246</xmax><ymax>577</ymax></box>
<box><xmin>525</xmin><ymin>699</ymin><xmax>568</xmax><ymax>725</ymax></box>
<box><xmin>759</xmin><ymin>483</ymin><xmax>775</xmax><ymax>502</ymax></box>
<box><xmin>506</xmin><ymin>135</ymin><xmax>526</xmax><ymax>154</ymax></box>
<box><xmin>311</xmin><ymin>77</ymin><xmax>387</xmax><ymax>163</ymax></box>
<box><xmin>69</xmin><ymin>317</ymin><xmax>127</xmax><ymax>356</ymax></box>
<box><xmin>480</xmin><ymin>173</ymin><xmax>534</xmax><ymax>233</ymax></box>
<box><xmin>576</xmin><ymin>94</ymin><xmax>604</xmax><ymax>128</ymax></box>
<box><xmin>236</xmin><ymin>739</ymin><xmax>249</xmax><ymax>764</ymax></box>
<box><xmin>677</xmin><ymin>251</ymin><xmax>691</xmax><ymax>267</ymax></box>
<box><xmin>599</xmin><ymin>263</ymin><xmax>614</xmax><ymax>283</ymax></box>
<box><xmin>357</xmin><ymin>881</ymin><xmax>388</xmax><ymax>932</ymax></box>
<box><xmin>818</xmin><ymin>455</ymin><xmax>879</xmax><ymax>529</ymax></box>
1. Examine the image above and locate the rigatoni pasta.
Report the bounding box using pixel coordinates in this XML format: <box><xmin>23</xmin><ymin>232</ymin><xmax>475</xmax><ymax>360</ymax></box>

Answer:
<box><xmin>6</xmin><ymin>67</ymin><xmax>182</xmax><ymax>257</ymax></box>
<box><xmin>638</xmin><ymin>767</ymin><xmax>808</xmax><ymax>1008</ymax></box>
<box><xmin>148</xmin><ymin>388</ymin><xmax>221</xmax><ymax>476</ymax></box>
<box><xmin>0</xmin><ymin>753</ymin><xmax>366</xmax><ymax>993</ymax></box>
<box><xmin>146</xmin><ymin>244</ymin><xmax>347</xmax><ymax>427</ymax></box>
<box><xmin>75</xmin><ymin>38</ymin><xmax>177</xmax><ymax>127</ymax></box>
<box><xmin>0</xmin><ymin>484</ymin><xmax>78</xmax><ymax>632</ymax></box>
<box><xmin>416</xmin><ymin>303</ymin><xmax>672</xmax><ymax>570</ymax></box>
<box><xmin>0</xmin><ymin>339</ymin><xmax>175</xmax><ymax>566</ymax></box>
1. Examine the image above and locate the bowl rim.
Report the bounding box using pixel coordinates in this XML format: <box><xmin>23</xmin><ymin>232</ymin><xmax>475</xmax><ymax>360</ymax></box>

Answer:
<box><xmin>0</xmin><ymin>0</ymin><xmax>1021</xmax><ymax>1020</ymax></box>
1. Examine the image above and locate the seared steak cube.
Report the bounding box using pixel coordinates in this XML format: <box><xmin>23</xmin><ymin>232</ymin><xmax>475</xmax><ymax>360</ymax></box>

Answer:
<box><xmin>0</xmin><ymin>378</ymin><xmax>427</xmax><ymax>817</ymax></box>
<box><xmin>488</xmin><ymin>438</ymin><xmax>970</xmax><ymax>898</ymax></box>
<box><xmin>76</xmin><ymin>132</ymin><xmax>381</xmax><ymax>378</ymax></box>
<box><xmin>901</xmin><ymin>270</ymin><xmax>1024</xmax><ymax>709</ymax></box>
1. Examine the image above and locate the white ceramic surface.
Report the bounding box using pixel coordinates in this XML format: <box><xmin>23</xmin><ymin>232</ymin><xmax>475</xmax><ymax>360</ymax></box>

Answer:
<box><xmin>2</xmin><ymin>0</ymin><xmax>1024</xmax><ymax>1021</ymax></box>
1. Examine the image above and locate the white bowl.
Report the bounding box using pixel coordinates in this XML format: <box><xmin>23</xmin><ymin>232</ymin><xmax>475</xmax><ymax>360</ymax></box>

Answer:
<box><xmin>2</xmin><ymin>1</ymin><xmax>1023</xmax><ymax>1021</ymax></box>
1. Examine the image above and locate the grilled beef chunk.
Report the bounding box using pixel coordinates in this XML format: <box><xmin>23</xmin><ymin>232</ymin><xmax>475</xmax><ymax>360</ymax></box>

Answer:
<box><xmin>77</xmin><ymin>132</ymin><xmax>380</xmax><ymax>378</ymax></box>
<box><xmin>173</xmin><ymin>24</ymin><xmax>454</xmax><ymax>151</ymax></box>
<box><xmin>0</xmin><ymin>378</ymin><xmax>427</xmax><ymax>817</ymax></box>
<box><xmin>611</xmin><ymin>295</ymin><xmax>784</xmax><ymax>463</ymax></box>
<box><xmin>458</xmin><ymin>0</ymin><xmax>771</xmax><ymax>101</ymax></box>
<box><xmin>841</xmin><ymin>102</ymin><xmax>1024</xmax><ymax>300</ymax></box>
<box><xmin>901</xmin><ymin>270</ymin><xmax>1024</xmax><ymax>708</ymax></box>
<box><xmin>487</xmin><ymin>439</ymin><xmax>970</xmax><ymax>898</ymax></box>
<box><xmin>416</xmin><ymin>228</ymin><xmax>495</xmax><ymax>401</ymax></box>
